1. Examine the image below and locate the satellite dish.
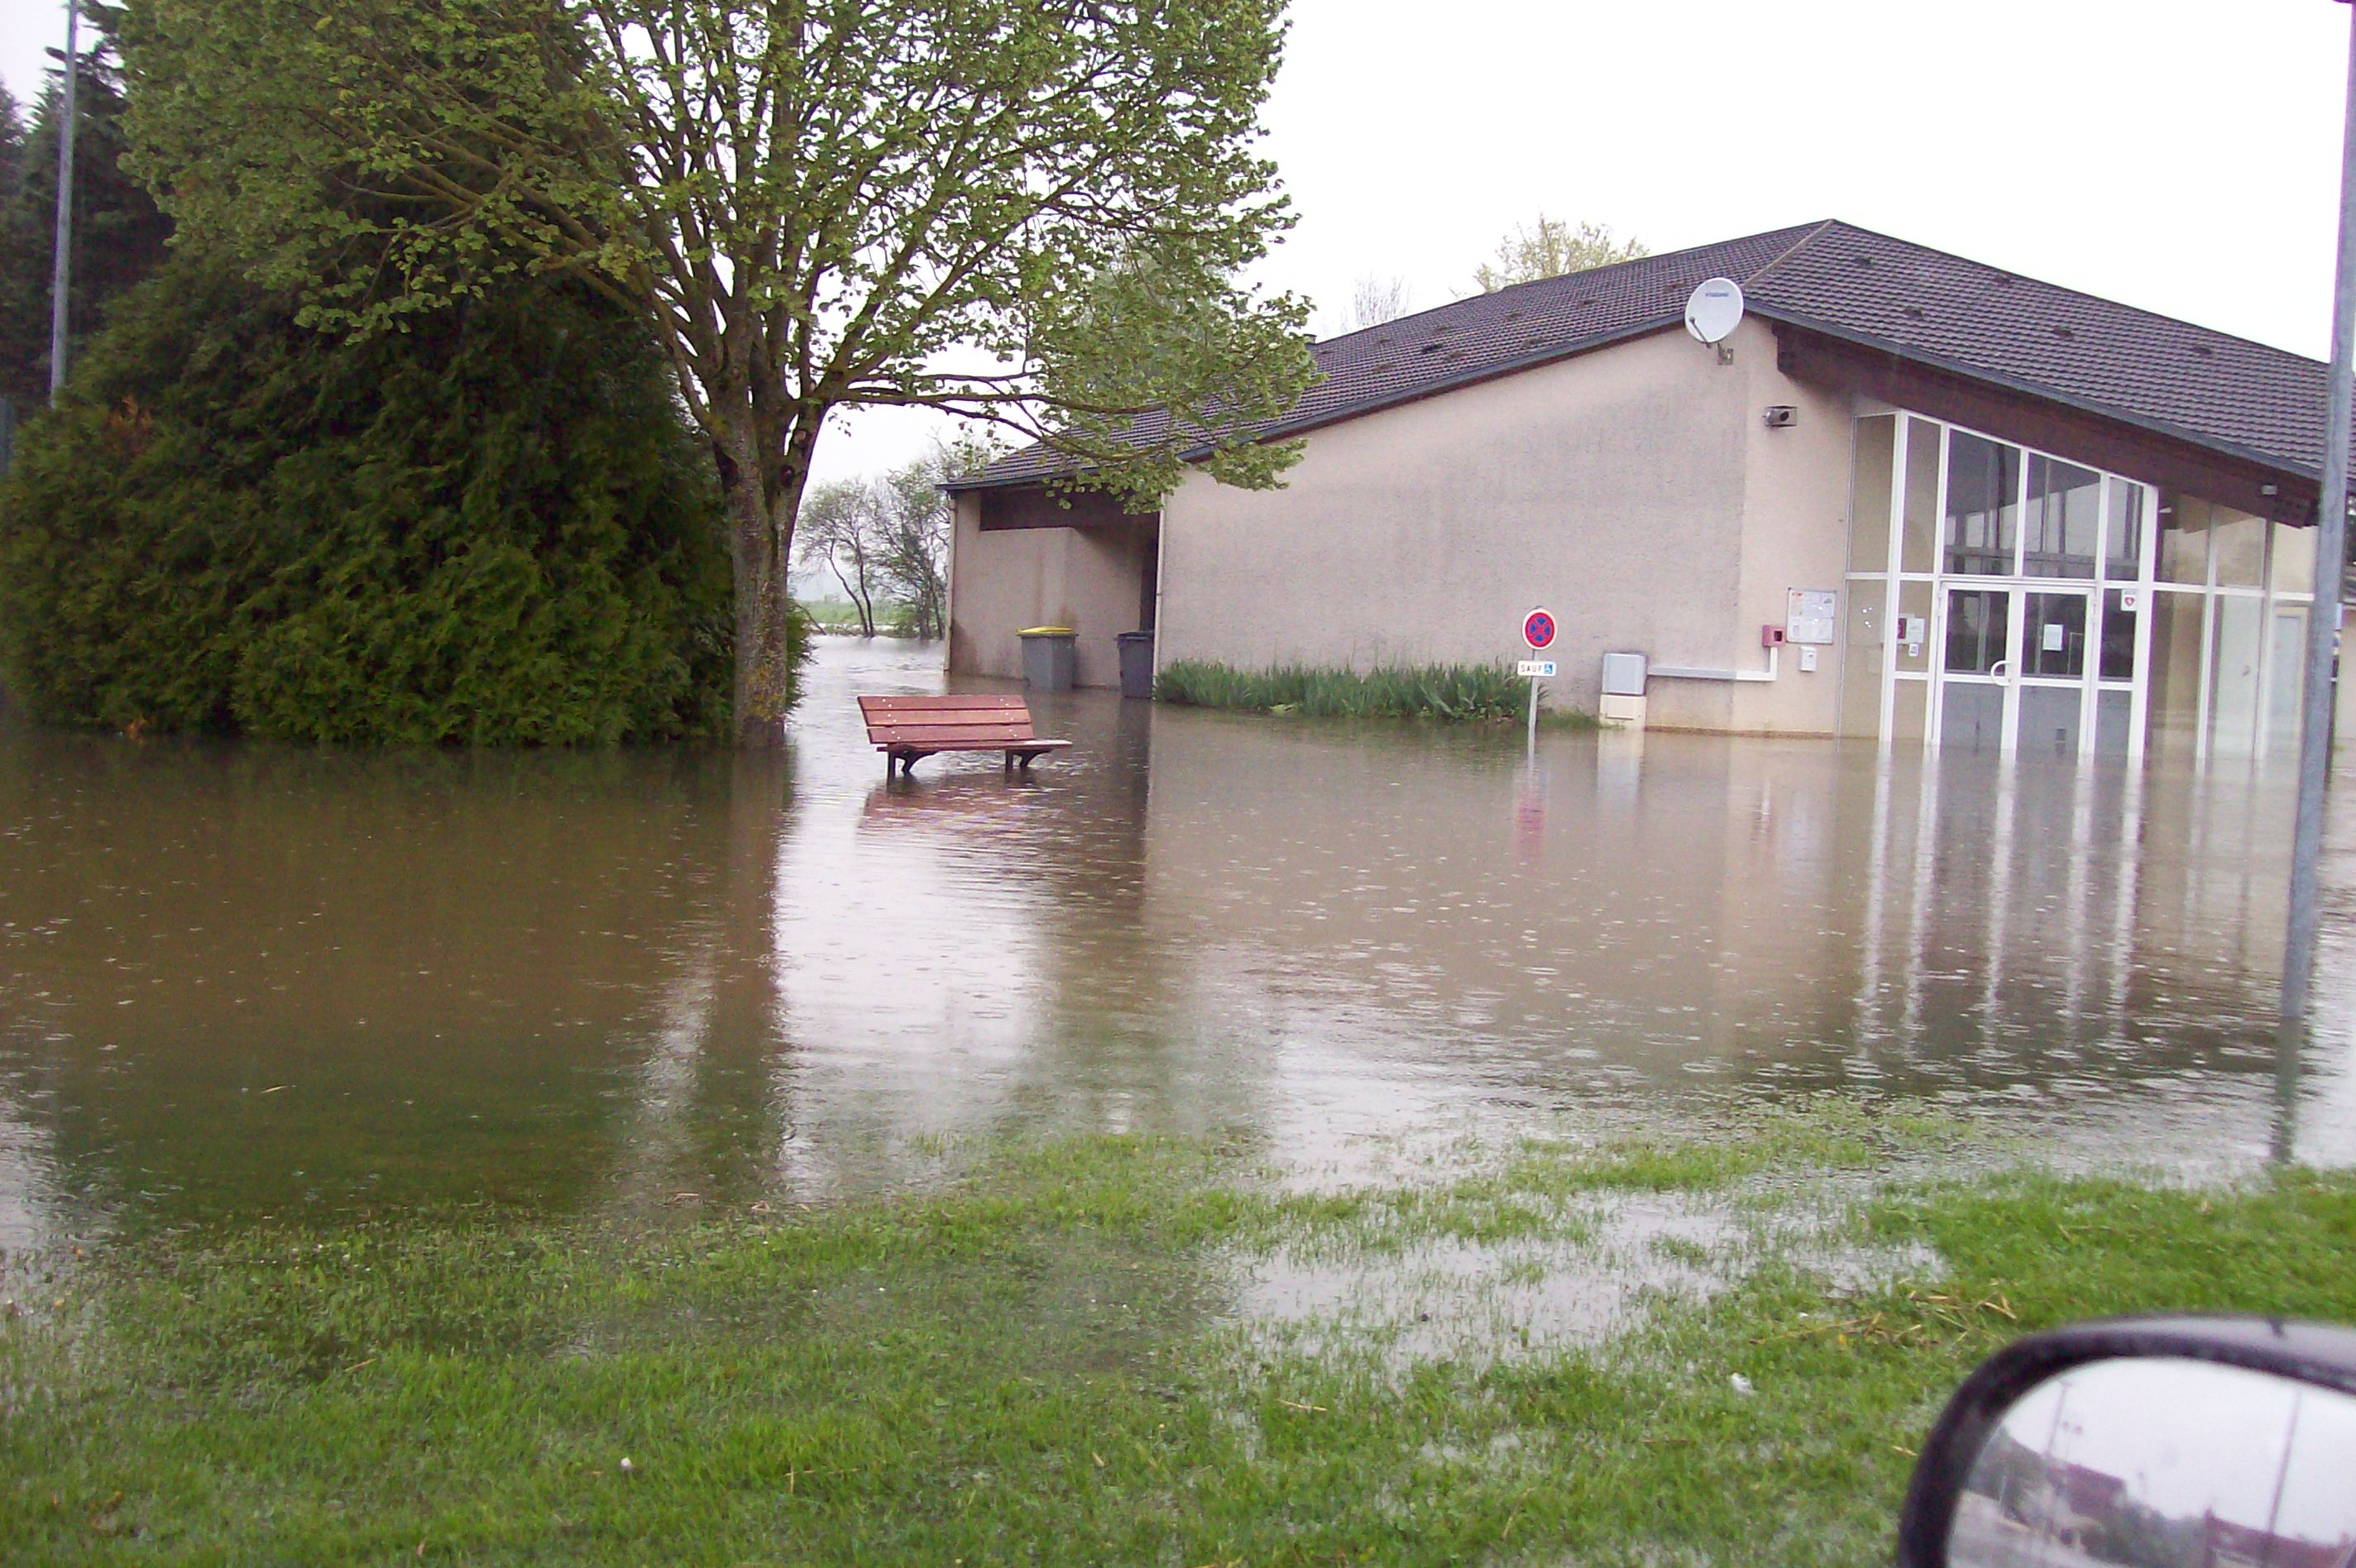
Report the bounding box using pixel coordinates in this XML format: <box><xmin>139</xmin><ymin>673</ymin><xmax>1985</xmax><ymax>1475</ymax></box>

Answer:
<box><xmin>1684</xmin><ymin>278</ymin><xmax>1746</xmax><ymax>345</ymax></box>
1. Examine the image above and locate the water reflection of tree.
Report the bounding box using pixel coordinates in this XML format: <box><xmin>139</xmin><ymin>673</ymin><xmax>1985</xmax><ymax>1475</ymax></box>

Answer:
<box><xmin>0</xmin><ymin>726</ymin><xmax>769</xmax><ymax>1226</ymax></box>
<box><xmin>594</xmin><ymin>753</ymin><xmax>795</xmax><ymax>1221</ymax></box>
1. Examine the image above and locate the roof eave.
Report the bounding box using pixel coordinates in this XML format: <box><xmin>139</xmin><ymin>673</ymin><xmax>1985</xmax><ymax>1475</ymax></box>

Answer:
<box><xmin>1750</xmin><ymin>304</ymin><xmax>2325</xmax><ymax>487</ymax></box>
<box><xmin>946</xmin><ymin>315</ymin><xmax>1688</xmax><ymax>493</ymax></box>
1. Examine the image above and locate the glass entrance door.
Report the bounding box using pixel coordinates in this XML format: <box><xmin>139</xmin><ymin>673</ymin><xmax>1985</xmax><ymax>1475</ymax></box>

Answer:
<box><xmin>1934</xmin><ymin>586</ymin><xmax>2095</xmax><ymax>755</ymax></box>
<box><xmin>1938</xmin><ymin>587</ymin><xmax>2012</xmax><ymax>753</ymax></box>
<box><xmin>2015</xmin><ymin>589</ymin><xmax>2093</xmax><ymax>757</ymax></box>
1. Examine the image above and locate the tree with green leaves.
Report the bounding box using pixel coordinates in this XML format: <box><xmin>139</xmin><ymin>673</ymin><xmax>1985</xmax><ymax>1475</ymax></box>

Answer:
<box><xmin>122</xmin><ymin>0</ymin><xmax>1319</xmax><ymax>745</ymax></box>
<box><xmin>1472</xmin><ymin>214</ymin><xmax>1646</xmax><ymax>294</ymax></box>
<box><xmin>0</xmin><ymin>85</ymin><xmax>24</xmax><ymax>197</ymax></box>
<box><xmin>876</xmin><ymin>436</ymin><xmax>998</xmax><ymax>640</ymax></box>
<box><xmin>795</xmin><ymin>479</ymin><xmax>884</xmax><ymax>638</ymax></box>
<box><xmin>0</xmin><ymin>256</ymin><xmax>738</xmax><ymax>743</ymax></box>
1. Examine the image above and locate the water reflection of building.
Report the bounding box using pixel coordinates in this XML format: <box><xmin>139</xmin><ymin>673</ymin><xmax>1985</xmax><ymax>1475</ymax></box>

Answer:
<box><xmin>1115</xmin><ymin>710</ymin><xmax>2355</xmax><ymax>1159</ymax></box>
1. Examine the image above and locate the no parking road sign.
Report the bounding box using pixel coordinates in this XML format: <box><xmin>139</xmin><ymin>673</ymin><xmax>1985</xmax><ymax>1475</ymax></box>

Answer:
<box><xmin>1518</xmin><ymin>609</ymin><xmax>1556</xmax><ymax>748</ymax></box>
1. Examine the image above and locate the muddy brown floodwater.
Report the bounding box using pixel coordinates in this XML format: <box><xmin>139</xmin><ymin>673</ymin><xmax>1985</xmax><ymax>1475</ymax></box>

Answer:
<box><xmin>2</xmin><ymin>637</ymin><xmax>2353</xmax><ymax>1245</ymax></box>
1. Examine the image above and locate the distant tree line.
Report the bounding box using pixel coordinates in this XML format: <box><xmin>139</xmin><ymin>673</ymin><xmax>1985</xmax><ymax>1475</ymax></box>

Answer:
<box><xmin>796</xmin><ymin>437</ymin><xmax>998</xmax><ymax>640</ymax></box>
<box><xmin>1331</xmin><ymin>214</ymin><xmax>1647</xmax><ymax>334</ymax></box>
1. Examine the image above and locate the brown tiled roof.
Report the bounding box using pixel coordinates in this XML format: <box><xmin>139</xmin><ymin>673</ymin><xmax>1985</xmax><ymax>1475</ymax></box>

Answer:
<box><xmin>951</xmin><ymin>219</ymin><xmax>2335</xmax><ymax>492</ymax></box>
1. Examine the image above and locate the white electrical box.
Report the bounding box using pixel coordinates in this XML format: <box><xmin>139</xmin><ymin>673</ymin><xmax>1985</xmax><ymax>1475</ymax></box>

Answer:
<box><xmin>1601</xmin><ymin>652</ymin><xmax>1648</xmax><ymax>697</ymax></box>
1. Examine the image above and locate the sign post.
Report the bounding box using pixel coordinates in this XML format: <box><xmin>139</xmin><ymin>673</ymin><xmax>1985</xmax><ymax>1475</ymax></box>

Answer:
<box><xmin>1520</xmin><ymin>609</ymin><xmax>1557</xmax><ymax>751</ymax></box>
<box><xmin>2288</xmin><ymin>2</ymin><xmax>2356</xmax><ymax>1029</ymax></box>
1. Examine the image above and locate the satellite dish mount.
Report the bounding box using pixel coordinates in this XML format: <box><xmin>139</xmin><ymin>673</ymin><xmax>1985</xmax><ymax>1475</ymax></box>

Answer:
<box><xmin>1684</xmin><ymin>277</ymin><xmax>1745</xmax><ymax>365</ymax></box>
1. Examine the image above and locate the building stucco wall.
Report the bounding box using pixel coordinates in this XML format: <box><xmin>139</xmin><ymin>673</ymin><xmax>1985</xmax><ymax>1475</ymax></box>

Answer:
<box><xmin>947</xmin><ymin>495</ymin><xmax>1153</xmax><ymax>689</ymax></box>
<box><xmin>1151</xmin><ymin>317</ymin><xmax>1856</xmax><ymax>733</ymax></box>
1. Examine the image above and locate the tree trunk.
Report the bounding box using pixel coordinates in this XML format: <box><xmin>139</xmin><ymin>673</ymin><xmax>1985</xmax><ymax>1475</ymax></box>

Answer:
<box><xmin>713</xmin><ymin>404</ymin><xmax>816</xmax><ymax>748</ymax></box>
<box><xmin>850</xmin><ymin>543</ymin><xmax>877</xmax><ymax>638</ymax></box>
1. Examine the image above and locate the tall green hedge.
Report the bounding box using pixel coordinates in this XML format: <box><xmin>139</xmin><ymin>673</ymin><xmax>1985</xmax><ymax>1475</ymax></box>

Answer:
<box><xmin>0</xmin><ymin>260</ymin><xmax>740</xmax><ymax>744</ymax></box>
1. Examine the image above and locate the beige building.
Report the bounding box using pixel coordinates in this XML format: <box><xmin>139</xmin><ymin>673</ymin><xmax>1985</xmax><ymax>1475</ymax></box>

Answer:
<box><xmin>947</xmin><ymin>221</ymin><xmax>2346</xmax><ymax>763</ymax></box>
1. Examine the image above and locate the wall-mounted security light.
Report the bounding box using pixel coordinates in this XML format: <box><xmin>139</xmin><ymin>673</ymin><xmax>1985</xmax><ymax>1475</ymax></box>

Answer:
<box><xmin>2260</xmin><ymin>483</ymin><xmax>2281</xmax><ymax>496</ymax></box>
<box><xmin>1763</xmin><ymin>405</ymin><xmax>1797</xmax><ymax>428</ymax></box>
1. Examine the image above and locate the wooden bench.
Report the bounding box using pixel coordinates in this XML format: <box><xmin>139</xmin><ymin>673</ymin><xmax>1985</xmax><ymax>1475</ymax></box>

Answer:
<box><xmin>858</xmin><ymin>694</ymin><xmax>1071</xmax><ymax>777</ymax></box>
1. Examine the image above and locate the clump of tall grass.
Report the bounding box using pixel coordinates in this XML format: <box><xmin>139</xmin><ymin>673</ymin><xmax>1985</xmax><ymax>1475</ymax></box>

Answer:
<box><xmin>1156</xmin><ymin>658</ymin><xmax>1550</xmax><ymax>722</ymax></box>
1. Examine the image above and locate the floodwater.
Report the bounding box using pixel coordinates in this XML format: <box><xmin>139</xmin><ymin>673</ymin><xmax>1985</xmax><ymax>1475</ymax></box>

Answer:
<box><xmin>2</xmin><ymin>636</ymin><xmax>2354</xmax><ymax>1246</ymax></box>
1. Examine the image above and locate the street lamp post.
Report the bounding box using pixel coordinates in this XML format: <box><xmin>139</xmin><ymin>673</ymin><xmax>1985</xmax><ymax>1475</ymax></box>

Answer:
<box><xmin>47</xmin><ymin>0</ymin><xmax>81</xmax><ymax>402</ymax></box>
<box><xmin>2287</xmin><ymin>2</ymin><xmax>2356</xmax><ymax>1025</ymax></box>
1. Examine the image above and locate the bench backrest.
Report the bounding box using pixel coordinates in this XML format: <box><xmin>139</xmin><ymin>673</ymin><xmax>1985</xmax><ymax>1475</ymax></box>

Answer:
<box><xmin>859</xmin><ymin>694</ymin><xmax>1041</xmax><ymax>748</ymax></box>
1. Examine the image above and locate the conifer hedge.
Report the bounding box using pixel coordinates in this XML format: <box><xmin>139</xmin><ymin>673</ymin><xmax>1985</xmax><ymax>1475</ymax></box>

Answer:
<box><xmin>0</xmin><ymin>261</ymin><xmax>748</xmax><ymax>744</ymax></box>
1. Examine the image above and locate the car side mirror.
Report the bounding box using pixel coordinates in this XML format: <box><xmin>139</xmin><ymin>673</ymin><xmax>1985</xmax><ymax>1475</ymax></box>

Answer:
<box><xmin>1898</xmin><ymin>1316</ymin><xmax>2356</xmax><ymax>1568</ymax></box>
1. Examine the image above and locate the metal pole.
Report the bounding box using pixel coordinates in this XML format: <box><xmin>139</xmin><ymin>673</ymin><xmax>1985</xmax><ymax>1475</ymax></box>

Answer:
<box><xmin>47</xmin><ymin>0</ymin><xmax>81</xmax><ymax>402</ymax></box>
<box><xmin>1526</xmin><ymin>675</ymin><xmax>1540</xmax><ymax>754</ymax></box>
<box><xmin>2287</xmin><ymin>4</ymin><xmax>2356</xmax><ymax>1025</ymax></box>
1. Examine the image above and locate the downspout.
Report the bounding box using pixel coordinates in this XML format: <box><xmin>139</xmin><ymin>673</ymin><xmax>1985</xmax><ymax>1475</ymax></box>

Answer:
<box><xmin>1151</xmin><ymin>512</ymin><xmax>1168</xmax><ymax>689</ymax></box>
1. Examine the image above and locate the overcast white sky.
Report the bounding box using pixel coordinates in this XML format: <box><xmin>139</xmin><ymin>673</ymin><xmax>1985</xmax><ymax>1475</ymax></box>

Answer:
<box><xmin>6</xmin><ymin>0</ymin><xmax>2352</xmax><ymax>482</ymax></box>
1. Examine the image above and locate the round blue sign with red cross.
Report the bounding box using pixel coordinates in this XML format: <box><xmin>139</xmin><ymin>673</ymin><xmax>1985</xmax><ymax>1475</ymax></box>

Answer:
<box><xmin>1522</xmin><ymin>609</ymin><xmax>1557</xmax><ymax>652</ymax></box>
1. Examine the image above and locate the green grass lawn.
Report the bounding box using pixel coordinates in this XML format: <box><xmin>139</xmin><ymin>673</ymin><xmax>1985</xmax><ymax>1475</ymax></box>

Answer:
<box><xmin>5</xmin><ymin>1106</ymin><xmax>2353</xmax><ymax>1565</ymax></box>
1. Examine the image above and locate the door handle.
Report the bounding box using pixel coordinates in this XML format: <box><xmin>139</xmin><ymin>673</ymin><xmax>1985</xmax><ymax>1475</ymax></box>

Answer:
<box><xmin>1989</xmin><ymin>659</ymin><xmax>2011</xmax><ymax>681</ymax></box>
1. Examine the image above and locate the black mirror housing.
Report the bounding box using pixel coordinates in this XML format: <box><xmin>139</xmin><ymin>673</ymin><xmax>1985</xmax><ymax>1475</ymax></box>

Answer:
<box><xmin>1899</xmin><ymin>1314</ymin><xmax>2356</xmax><ymax>1568</ymax></box>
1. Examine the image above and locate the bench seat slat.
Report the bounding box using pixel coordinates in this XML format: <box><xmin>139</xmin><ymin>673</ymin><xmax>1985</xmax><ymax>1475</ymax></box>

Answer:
<box><xmin>859</xmin><ymin>696</ymin><xmax>1027</xmax><ymax>712</ymax></box>
<box><xmin>878</xmin><ymin>739</ymin><xmax>1072</xmax><ymax>752</ymax></box>
<box><xmin>870</xmin><ymin>729</ymin><xmax>1042</xmax><ymax>747</ymax></box>
<box><xmin>863</xmin><ymin>711</ymin><xmax>1042</xmax><ymax>730</ymax></box>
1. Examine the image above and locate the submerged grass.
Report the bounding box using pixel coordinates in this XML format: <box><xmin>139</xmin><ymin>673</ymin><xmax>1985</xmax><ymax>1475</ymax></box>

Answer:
<box><xmin>5</xmin><ymin>1116</ymin><xmax>2354</xmax><ymax>1566</ymax></box>
<box><xmin>1156</xmin><ymin>657</ymin><xmax>1594</xmax><ymax>724</ymax></box>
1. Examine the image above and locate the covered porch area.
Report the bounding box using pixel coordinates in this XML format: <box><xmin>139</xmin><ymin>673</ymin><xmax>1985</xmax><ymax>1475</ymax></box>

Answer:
<box><xmin>946</xmin><ymin>483</ymin><xmax>1161</xmax><ymax>691</ymax></box>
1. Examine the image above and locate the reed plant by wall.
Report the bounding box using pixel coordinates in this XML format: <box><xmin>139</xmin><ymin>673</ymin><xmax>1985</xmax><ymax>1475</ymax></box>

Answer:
<box><xmin>1156</xmin><ymin>659</ymin><xmax>1589</xmax><ymax>724</ymax></box>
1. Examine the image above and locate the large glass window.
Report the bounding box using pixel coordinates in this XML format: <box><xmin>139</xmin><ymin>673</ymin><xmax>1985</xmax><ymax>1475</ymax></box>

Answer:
<box><xmin>1900</xmin><ymin>418</ymin><xmax>1941</xmax><ymax>574</ymax></box>
<box><xmin>2146</xmin><ymin>590</ymin><xmax>2205</xmax><ymax>761</ymax></box>
<box><xmin>2267</xmin><ymin>606</ymin><xmax>2309</xmax><ymax>761</ymax></box>
<box><xmin>1891</xmin><ymin>679</ymin><xmax>1930</xmax><ymax>744</ymax></box>
<box><xmin>1895</xmin><ymin>578</ymin><xmax>1933</xmax><ymax>675</ymax></box>
<box><xmin>2207</xmin><ymin>595</ymin><xmax>2264</xmax><ymax>755</ymax></box>
<box><xmin>2023</xmin><ymin>457</ymin><xmax>2101</xmax><ymax>579</ymax></box>
<box><xmin>2103</xmin><ymin>480</ymin><xmax>2143</xmax><ymax>581</ymax></box>
<box><xmin>2099</xmin><ymin>588</ymin><xmax>2137</xmax><ymax>683</ymax></box>
<box><xmin>2158</xmin><ymin>500</ymin><xmax>2210</xmax><ymax>585</ymax></box>
<box><xmin>2021</xmin><ymin>591</ymin><xmax>2088</xmax><ymax>678</ymax></box>
<box><xmin>1848</xmin><ymin>415</ymin><xmax>1895</xmax><ymax>575</ymax></box>
<box><xmin>1945</xmin><ymin>588</ymin><xmax>2010</xmax><ymax>674</ymax></box>
<box><xmin>1944</xmin><ymin>432</ymin><xmax>2021</xmax><ymax>576</ymax></box>
<box><xmin>1840</xmin><ymin>581</ymin><xmax>1887</xmax><ymax>738</ymax></box>
<box><xmin>2212</xmin><ymin>509</ymin><xmax>2266</xmax><ymax>589</ymax></box>
<box><xmin>2272</xmin><ymin>521</ymin><xmax>2317</xmax><ymax>596</ymax></box>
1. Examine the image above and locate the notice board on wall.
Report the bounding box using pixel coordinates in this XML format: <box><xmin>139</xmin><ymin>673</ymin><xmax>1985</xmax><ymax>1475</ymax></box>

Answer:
<box><xmin>1786</xmin><ymin>589</ymin><xmax>1837</xmax><ymax>646</ymax></box>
